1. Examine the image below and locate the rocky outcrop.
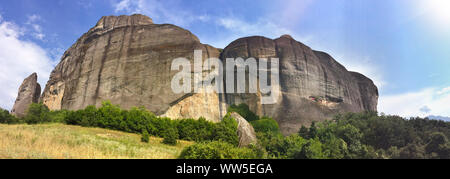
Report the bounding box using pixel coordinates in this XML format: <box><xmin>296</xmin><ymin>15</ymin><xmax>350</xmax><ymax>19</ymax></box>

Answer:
<box><xmin>40</xmin><ymin>14</ymin><xmax>224</xmax><ymax>121</ymax></box>
<box><xmin>230</xmin><ymin>112</ymin><xmax>257</xmax><ymax>147</ymax></box>
<box><xmin>38</xmin><ymin>14</ymin><xmax>378</xmax><ymax>135</ymax></box>
<box><xmin>11</xmin><ymin>73</ymin><xmax>41</xmax><ymax>117</ymax></box>
<box><xmin>350</xmin><ymin>72</ymin><xmax>379</xmax><ymax>112</ymax></box>
<box><xmin>221</xmin><ymin>35</ymin><xmax>378</xmax><ymax>135</ymax></box>
<box><xmin>162</xmin><ymin>87</ymin><xmax>227</xmax><ymax>123</ymax></box>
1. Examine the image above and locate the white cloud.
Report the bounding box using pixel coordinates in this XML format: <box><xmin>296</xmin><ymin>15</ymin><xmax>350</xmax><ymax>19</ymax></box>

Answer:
<box><xmin>25</xmin><ymin>14</ymin><xmax>45</xmax><ymax>40</ymax></box>
<box><xmin>437</xmin><ymin>87</ymin><xmax>450</xmax><ymax>95</ymax></box>
<box><xmin>212</xmin><ymin>18</ymin><xmax>287</xmax><ymax>48</ymax></box>
<box><xmin>0</xmin><ymin>17</ymin><xmax>54</xmax><ymax>110</ymax></box>
<box><xmin>113</xmin><ymin>0</ymin><xmax>208</xmax><ymax>27</ymax></box>
<box><xmin>379</xmin><ymin>87</ymin><xmax>450</xmax><ymax>118</ymax></box>
<box><xmin>114</xmin><ymin>0</ymin><xmax>132</xmax><ymax>12</ymax></box>
<box><xmin>217</xmin><ymin>18</ymin><xmax>293</xmax><ymax>38</ymax></box>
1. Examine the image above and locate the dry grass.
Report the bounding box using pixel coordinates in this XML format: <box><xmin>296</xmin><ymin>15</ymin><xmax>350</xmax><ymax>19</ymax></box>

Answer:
<box><xmin>0</xmin><ymin>123</ymin><xmax>193</xmax><ymax>159</ymax></box>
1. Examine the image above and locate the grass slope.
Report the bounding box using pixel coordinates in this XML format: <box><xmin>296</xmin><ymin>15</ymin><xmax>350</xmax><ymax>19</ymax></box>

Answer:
<box><xmin>0</xmin><ymin>123</ymin><xmax>193</xmax><ymax>159</ymax></box>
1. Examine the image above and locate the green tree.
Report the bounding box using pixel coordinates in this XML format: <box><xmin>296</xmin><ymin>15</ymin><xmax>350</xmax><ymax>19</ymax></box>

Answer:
<box><xmin>228</xmin><ymin>104</ymin><xmax>259</xmax><ymax>122</ymax></box>
<box><xmin>399</xmin><ymin>144</ymin><xmax>426</xmax><ymax>159</ymax></box>
<box><xmin>162</xmin><ymin>127</ymin><xmax>178</xmax><ymax>145</ymax></box>
<box><xmin>293</xmin><ymin>138</ymin><xmax>326</xmax><ymax>159</ymax></box>
<box><xmin>213</xmin><ymin>114</ymin><xmax>239</xmax><ymax>146</ymax></box>
<box><xmin>0</xmin><ymin>109</ymin><xmax>20</xmax><ymax>124</ymax></box>
<box><xmin>80</xmin><ymin>105</ymin><xmax>97</xmax><ymax>127</ymax></box>
<box><xmin>309</xmin><ymin>122</ymin><xmax>318</xmax><ymax>139</ymax></box>
<box><xmin>96</xmin><ymin>101</ymin><xmax>123</xmax><ymax>129</ymax></box>
<box><xmin>298</xmin><ymin>126</ymin><xmax>309</xmax><ymax>139</ymax></box>
<box><xmin>141</xmin><ymin>129</ymin><xmax>150</xmax><ymax>143</ymax></box>
<box><xmin>24</xmin><ymin>103</ymin><xmax>50</xmax><ymax>124</ymax></box>
<box><xmin>425</xmin><ymin>132</ymin><xmax>450</xmax><ymax>159</ymax></box>
<box><xmin>250</xmin><ymin>117</ymin><xmax>280</xmax><ymax>133</ymax></box>
<box><xmin>178</xmin><ymin>141</ymin><xmax>258</xmax><ymax>159</ymax></box>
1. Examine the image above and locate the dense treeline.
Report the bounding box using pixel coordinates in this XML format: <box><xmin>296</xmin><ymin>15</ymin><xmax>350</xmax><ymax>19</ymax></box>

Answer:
<box><xmin>1</xmin><ymin>103</ymin><xmax>449</xmax><ymax>159</ymax></box>
<box><xmin>0</xmin><ymin>102</ymin><xmax>240</xmax><ymax>147</ymax></box>
<box><xmin>210</xmin><ymin>104</ymin><xmax>449</xmax><ymax>159</ymax></box>
<box><xmin>328</xmin><ymin>112</ymin><xmax>450</xmax><ymax>158</ymax></box>
<box><xmin>0</xmin><ymin>108</ymin><xmax>16</xmax><ymax>124</ymax></box>
<box><xmin>256</xmin><ymin>112</ymin><xmax>449</xmax><ymax>159</ymax></box>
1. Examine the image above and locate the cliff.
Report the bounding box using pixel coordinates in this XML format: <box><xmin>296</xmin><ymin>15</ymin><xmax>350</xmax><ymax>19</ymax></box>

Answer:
<box><xmin>11</xmin><ymin>73</ymin><xmax>41</xmax><ymax>117</ymax></box>
<box><xmin>34</xmin><ymin>14</ymin><xmax>378</xmax><ymax>135</ymax></box>
<box><xmin>221</xmin><ymin>35</ymin><xmax>378</xmax><ymax>134</ymax></box>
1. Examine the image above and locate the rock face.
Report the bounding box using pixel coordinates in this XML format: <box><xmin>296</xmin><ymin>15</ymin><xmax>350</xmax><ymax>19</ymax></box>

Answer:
<box><xmin>39</xmin><ymin>14</ymin><xmax>378</xmax><ymax>135</ymax></box>
<box><xmin>230</xmin><ymin>112</ymin><xmax>257</xmax><ymax>147</ymax></box>
<box><xmin>40</xmin><ymin>14</ymin><xmax>224</xmax><ymax>121</ymax></box>
<box><xmin>11</xmin><ymin>73</ymin><xmax>41</xmax><ymax>117</ymax></box>
<box><xmin>221</xmin><ymin>35</ymin><xmax>378</xmax><ymax>135</ymax></box>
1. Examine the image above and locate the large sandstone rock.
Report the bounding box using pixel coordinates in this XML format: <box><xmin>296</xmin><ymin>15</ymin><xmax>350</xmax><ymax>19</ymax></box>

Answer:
<box><xmin>39</xmin><ymin>14</ymin><xmax>378</xmax><ymax>135</ymax></box>
<box><xmin>40</xmin><ymin>14</ymin><xmax>224</xmax><ymax>121</ymax></box>
<box><xmin>11</xmin><ymin>73</ymin><xmax>41</xmax><ymax>117</ymax></box>
<box><xmin>221</xmin><ymin>35</ymin><xmax>378</xmax><ymax>135</ymax></box>
<box><xmin>229</xmin><ymin>112</ymin><xmax>257</xmax><ymax>147</ymax></box>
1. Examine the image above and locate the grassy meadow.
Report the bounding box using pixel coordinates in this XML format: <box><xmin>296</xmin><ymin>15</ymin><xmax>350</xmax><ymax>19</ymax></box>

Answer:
<box><xmin>0</xmin><ymin>123</ymin><xmax>193</xmax><ymax>159</ymax></box>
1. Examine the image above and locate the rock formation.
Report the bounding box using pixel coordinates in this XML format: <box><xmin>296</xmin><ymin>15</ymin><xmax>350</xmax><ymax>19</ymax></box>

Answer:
<box><xmin>221</xmin><ymin>35</ymin><xmax>378</xmax><ymax>134</ymax></box>
<box><xmin>40</xmin><ymin>14</ymin><xmax>225</xmax><ymax>122</ymax></box>
<box><xmin>230</xmin><ymin>112</ymin><xmax>257</xmax><ymax>147</ymax></box>
<box><xmin>38</xmin><ymin>14</ymin><xmax>378</xmax><ymax>135</ymax></box>
<box><xmin>11</xmin><ymin>73</ymin><xmax>41</xmax><ymax>117</ymax></box>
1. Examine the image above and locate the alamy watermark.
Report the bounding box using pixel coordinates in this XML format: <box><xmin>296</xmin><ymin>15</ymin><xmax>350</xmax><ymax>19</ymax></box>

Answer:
<box><xmin>171</xmin><ymin>50</ymin><xmax>280</xmax><ymax>104</ymax></box>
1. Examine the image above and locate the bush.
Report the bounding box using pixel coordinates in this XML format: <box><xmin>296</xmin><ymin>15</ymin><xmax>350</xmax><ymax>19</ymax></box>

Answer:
<box><xmin>177</xmin><ymin>118</ymin><xmax>215</xmax><ymax>142</ymax></box>
<box><xmin>425</xmin><ymin>132</ymin><xmax>450</xmax><ymax>159</ymax></box>
<box><xmin>178</xmin><ymin>141</ymin><xmax>258</xmax><ymax>159</ymax></box>
<box><xmin>228</xmin><ymin>104</ymin><xmax>259</xmax><ymax>122</ymax></box>
<box><xmin>24</xmin><ymin>103</ymin><xmax>50</xmax><ymax>124</ymax></box>
<box><xmin>251</xmin><ymin>117</ymin><xmax>280</xmax><ymax>133</ymax></box>
<box><xmin>141</xmin><ymin>129</ymin><xmax>150</xmax><ymax>143</ymax></box>
<box><xmin>48</xmin><ymin>110</ymin><xmax>69</xmax><ymax>123</ymax></box>
<box><xmin>124</xmin><ymin>107</ymin><xmax>156</xmax><ymax>134</ymax></box>
<box><xmin>0</xmin><ymin>109</ymin><xmax>21</xmax><ymax>124</ymax></box>
<box><xmin>162</xmin><ymin>127</ymin><xmax>178</xmax><ymax>145</ymax></box>
<box><xmin>96</xmin><ymin>101</ymin><xmax>124</xmax><ymax>129</ymax></box>
<box><xmin>292</xmin><ymin>138</ymin><xmax>327</xmax><ymax>159</ymax></box>
<box><xmin>213</xmin><ymin>114</ymin><xmax>239</xmax><ymax>146</ymax></box>
<box><xmin>256</xmin><ymin>132</ymin><xmax>308</xmax><ymax>159</ymax></box>
<box><xmin>60</xmin><ymin>101</ymin><xmax>240</xmax><ymax>144</ymax></box>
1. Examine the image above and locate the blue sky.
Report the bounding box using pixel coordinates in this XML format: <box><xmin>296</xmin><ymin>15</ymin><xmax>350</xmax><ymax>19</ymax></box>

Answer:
<box><xmin>1</xmin><ymin>0</ymin><xmax>450</xmax><ymax>119</ymax></box>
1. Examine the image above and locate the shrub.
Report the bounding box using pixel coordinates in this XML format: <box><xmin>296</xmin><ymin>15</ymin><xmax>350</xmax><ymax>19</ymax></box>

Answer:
<box><xmin>141</xmin><ymin>129</ymin><xmax>150</xmax><ymax>143</ymax></box>
<box><xmin>48</xmin><ymin>110</ymin><xmax>69</xmax><ymax>123</ymax></box>
<box><xmin>298</xmin><ymin>126</ymin><xmax>309</xmax><ymax>139</ymax></box>
<box><xmin>0</xmin><ymin>109</ymin><xmax>21</xmax><ymax>124</ymax></box>
<box><xmin>96</xmin><ymin>101</ymin><xmax>124</xmax><ymax>129</ymax></box>
<box><xmin>177</xmin><ymin>118</ymin><xmax>215</xmax><ymax>142</ymax></box>
<box><xmin>59</xmin><ymin>101</ymin><xmax>241</xmax><ymax>144</ymax></box>
<box><xmin>24</xmin><ymin>103</ymin><xmax>50</xmax><ymax>124</ymax></box>
<box><xmin>251</xmin><ymin>117</ymin><xmax>280</xmax><ymax>133</ymax></box>
<box><xmin>124</xmin><ymin>107</ymin><xmax>156</xmax><ymax>134</ymax></box>
<box><xmin>228</xmin><ymin>104</ymin><xmax>259</xmax><ymax>122</ymax></box>
<box><xmin>213</xmin><ymin>114</ymin><xmax>239</xmax><ymax>146</ymax></box>
<box><xmin>178</xmin><ymin>141</ymin><xmax>258</xmax><ymax>159</ymax></box>
<box><xmin>425</xmin><ymin>132</ymin><xmax>450</xmax><ymax>159</ymax></box>
<box><xmin>256</xmin><ymin>132</ymin><xmax>308</xmax><ymax>159</ymax></box>
<box><xmin>162</xmin><ymin>127</ymin><xmax>178</xmax><ymax>145</ymax></box>
<box><xmin>289</xmin><ymin>138</ymin><xmax>327</xmax><ymax>159</ymax></box>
